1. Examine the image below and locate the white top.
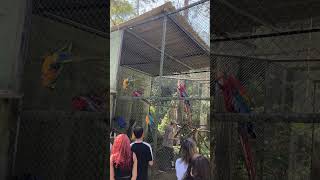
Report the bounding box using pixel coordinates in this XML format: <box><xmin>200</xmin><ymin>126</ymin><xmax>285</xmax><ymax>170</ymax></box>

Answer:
<box><xmin>175</xmin><ymin>158</ymin><xmax>188</xmax><ymax>180</ymax></box>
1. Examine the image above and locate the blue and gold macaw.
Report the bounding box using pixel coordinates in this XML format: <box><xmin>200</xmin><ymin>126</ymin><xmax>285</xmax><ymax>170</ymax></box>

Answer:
<box><xmin>41</xmin><ymin>43</ymin><xmax>72</xmax><ymax>89</ymax></box>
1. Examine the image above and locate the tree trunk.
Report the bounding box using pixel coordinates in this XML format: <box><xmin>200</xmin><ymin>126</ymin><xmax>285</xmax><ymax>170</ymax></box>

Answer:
<box><xmin>311</xmin><ymin>84</ymin><xmax>320</xmax><ymax>180</ymax></box>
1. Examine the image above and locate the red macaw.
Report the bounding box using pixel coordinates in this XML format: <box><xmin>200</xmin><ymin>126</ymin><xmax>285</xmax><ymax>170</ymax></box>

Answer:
<box><xmin>216</xmin><ymin>73</ymin><xmax>256</xmax><ymax>180</ymax></box>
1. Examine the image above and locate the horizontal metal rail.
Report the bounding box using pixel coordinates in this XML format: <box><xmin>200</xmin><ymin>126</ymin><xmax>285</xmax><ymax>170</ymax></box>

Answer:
<box><xmin>213</xmin><ymin>28</ymin><xmax>320</xmax><ymax>42</ymax></box>
<box><xmin>40</xmin><ymin>12</ymin><xmax>107</xmax><ymax>38</ymax></box>
<box><xmin>213</xmin><ymin>113</ymin><xmax>320</xmax><ymax>123</ymax></box>
<box><xmin>118</xmin><ymin>96</ymin><xmax>212</xmax><ymax>101</ymax></box>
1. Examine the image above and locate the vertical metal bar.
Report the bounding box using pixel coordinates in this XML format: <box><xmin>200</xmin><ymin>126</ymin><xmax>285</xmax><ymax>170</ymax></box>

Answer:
<box><xmin>264</xmin><ymin>61</ymin><xmax>271</xmax><ymax>113</ymax></box>
<box><xmin>159</xmin><ymin>16</ymin><xmax>167</xmax><ymax>87</ymax></box>
<box><xmin>152</xmin><ymin>16</ymin><xmax>167</xmax><ymax>179</ymax></box>
<box><xmin>261</xmin><ymin>61</ymin><xmax>271</xmax><ymax>180</ymax></box>
<box><xmin>312</xmin><ymin>81</ymin><xmax>317</xmax><ymax>113</ymax></box>
<box><xmin>111</xmin><ymin>30</ymin><xmax>124</xmax><ymax>126</ymax></box>
<box><xmin>281</xmin><ymin>70</ymin><xmax>287</xmax><ymax>111</ymax></box>
<box><xmin>310</xmin><ymin>81</ymin><xmax>317</xmax><ymax>180</ymax></box>
<box><xmin>11</xmin><ymin>99</ymin><xmax>22</xmax><ymax>176</ymax></box>
<box><xmin>309</xmin><ymin>18</ymin><xmax>314</xmax><ymax>180</ymax></box>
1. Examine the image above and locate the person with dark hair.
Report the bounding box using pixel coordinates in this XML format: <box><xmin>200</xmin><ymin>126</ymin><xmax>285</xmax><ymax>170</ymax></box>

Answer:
<box><xmin>110</xmin><ymin>134</ymin><xmax>137</xmax><ymax>180</ymax></box>
<box><xmin>130</xmin><ymin>126</ymin><xmax>154</xmax><ymax>180</ymax></box>
<box><xmin>175</xmin><ymin>138</ymin><xmax>198</xmax><ymax>180</ymax></box>
<box><xmin>183</xmin><ymin>155</ymin><xmax>210</xmax><ymax>180</ymax></box>
<box><xmin>161</xmin><ymin>121</ymin><xmax>178</xmax><ymax>171</ymax></box>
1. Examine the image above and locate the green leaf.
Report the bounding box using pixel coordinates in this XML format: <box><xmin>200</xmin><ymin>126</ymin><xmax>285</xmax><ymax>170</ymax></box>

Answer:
<box><xmin>111</xmin><ymin>0</ymin><xmax>135</xmax><ymax>26</ymax></box>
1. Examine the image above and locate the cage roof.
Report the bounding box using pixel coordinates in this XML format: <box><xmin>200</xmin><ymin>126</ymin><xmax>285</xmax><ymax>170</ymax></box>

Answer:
<box><xmin>32</xmin><ymin>0</ymin><xmax>107</xmax><ymax>33</ymax></box>
<box><xmin>112</xmin><ymin>2</ymin><xmax>210</xmax><ymax>76</ymax></box>
<box><xmin>213</xmin><ymin>0</ymin><xmax>320</xmax><ymax>36</ymax></box>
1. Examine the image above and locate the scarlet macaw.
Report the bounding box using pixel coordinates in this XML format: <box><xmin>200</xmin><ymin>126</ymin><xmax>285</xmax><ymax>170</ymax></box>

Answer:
<box><xmin>177</xmin><ymin>82</ymin><xmax>191</xmax><ymax>113</ymax></box>
<box><xmin>216</xmin><ymin>73</ymin><xmax>256</xmax><ymax>180</ymax></box>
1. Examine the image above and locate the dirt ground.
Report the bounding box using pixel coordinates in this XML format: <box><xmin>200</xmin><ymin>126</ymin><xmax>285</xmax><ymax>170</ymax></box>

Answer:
<box><xmin>153</xmin><ymin>170</ymin><xmax>176</xmax><ymax>180</ymax></box>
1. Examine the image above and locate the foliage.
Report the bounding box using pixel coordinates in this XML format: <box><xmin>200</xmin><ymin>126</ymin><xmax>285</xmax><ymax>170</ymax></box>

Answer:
<box><xmin>150</xmin><ymin>75</ymin><xmax>210</xmax><ymax>158</ymax></box>
<box><xmin>110</xmin><ymin>0</ymin><xmax>160</xmax><ymax>26</ymax></box>
<box><xmin>110</xmin><ymin>0</ymin><xmax>135</xmax><ymax>26</ymax></box>
<box><xmin>157</xmin><ymin>112</ymin><xmax>170</xmax><ymax>134</ymax></box>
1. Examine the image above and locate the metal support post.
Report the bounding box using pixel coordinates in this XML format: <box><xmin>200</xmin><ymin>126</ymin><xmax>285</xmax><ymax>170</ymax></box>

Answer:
<box><xmin>152</xmin><ymin>16</ymin><xmax>167</xmax><ymax>179</ymax></box>
<box><xmin>159</xmin><ymin>16</ymin><xmax>167</xmax><ymax>87</ymax></box>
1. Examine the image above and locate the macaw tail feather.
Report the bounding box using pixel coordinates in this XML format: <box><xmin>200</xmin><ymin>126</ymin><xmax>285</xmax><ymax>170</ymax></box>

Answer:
<box><xmin>239</xmin><ymin>131</ymin><xmax>256</xmax><ymax>180</ymax></box>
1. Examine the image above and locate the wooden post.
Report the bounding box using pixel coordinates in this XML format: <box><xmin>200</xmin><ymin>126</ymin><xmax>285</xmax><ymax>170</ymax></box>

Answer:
<box><xmin>281</xmin><ymin>70</ymin><xmax>287</xmax><ymax>112</ymax></box>
<box><xmin>261</xmin><ymin>61</ymin><xmax>271</xmax><ymax>180</ymax></box>
<box><xmin>287</xmin><ymin>69</ymin><xmax>296</xmax><ymax>180</ymax></box>
<box><xmin>311</xmin><ymin>81</ymin><xmax>320</xmax><ymax>180</ymax></box>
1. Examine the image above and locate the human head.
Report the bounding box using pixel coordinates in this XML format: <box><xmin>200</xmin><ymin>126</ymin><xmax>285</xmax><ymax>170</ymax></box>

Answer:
<box><xmin>180</xmin><ymin>138</ymin><xmax>197</xmax><ymax>164</ymax></box>
<box><xmin>133</xmin><ymin>126</ymin><xmax>144</xmax><ymax>140</ymax></box>
<box><xmin>111</xmin><ymin>134</ymin><xmax>132</xmax><ymax>169</ymax></box>
<box><xmin>190</xmin><ymin>155</ymin><xmax>210</xmax><ymax>180</ymax></box>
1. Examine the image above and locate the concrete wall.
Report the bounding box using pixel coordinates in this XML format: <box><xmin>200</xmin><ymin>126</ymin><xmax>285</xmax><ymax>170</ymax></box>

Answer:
<box><xmin>0</xmin><ymin>0</ymin><xmax>26</xmax><ymax>91</ymax></box>
<box><xmin>0</xmin><ymin>101</ymin><xmax>10</xmax><ymax>179</ymax></box>
<box><xmin>110</xmin><ymin>30</ymin><xmax>123</xmax><ymax>93</ymax></box>
<box><xmin>0</xmin><ymin>99</ymin><xmax>19</xmax><ymax>180</ymax></box>
<box><xmin>0</xmin><ymin>0</ymin><xmax>27</xmax><ymax>179</ymax></box>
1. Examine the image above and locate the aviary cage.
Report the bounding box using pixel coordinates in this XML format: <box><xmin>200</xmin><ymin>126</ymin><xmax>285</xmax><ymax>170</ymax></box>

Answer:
<box><xmin>110</xmin><ymin>1</ymin><xmax>210</xmax><ymax>178</ymax></box>
<box><xmin>12</xmin><ymin>0</ymin><xmax>108</xmax><ymax>179</ymax></box>
<box><xmin>213</xmin><ymin>0</ymin><xmax>320</xmax><ymax>179</ymax></box>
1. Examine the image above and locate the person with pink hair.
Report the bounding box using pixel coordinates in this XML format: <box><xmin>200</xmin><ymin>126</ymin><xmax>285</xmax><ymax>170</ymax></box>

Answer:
<box><xmin>110</xmin><ymin>134</ymin><xmax>138</xmax><ymax>180</ymax></box>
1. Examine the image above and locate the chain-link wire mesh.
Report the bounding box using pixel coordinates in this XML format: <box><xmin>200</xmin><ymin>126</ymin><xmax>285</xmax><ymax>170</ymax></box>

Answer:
<box><xmin>213</xmin><ymin>0</ymin><xmax>320</xmax><ymax>179</ymax></box>
<box><xmin>14</xmin><ymin>111</ymin><xmax>108</xmax><ymax>180</ymax></box>
<box><xmin>22</xmin><ymin>0</ymin><xmax>107</xmax><ymax>109</ymax></box>
<box><xmin>111</xmin><ymin>1</ymin><xmax>210</xmax><ymax>179</ymax></box>
<box><xmin>13</xmin><ymin>0</ymin><xmax>108</xmax><ymax>179</ymax></box>
<box><xmin>114</xmin><ymin>88</ymin><xmax>210</xmax><ymax>179</ymax></box>
<box><xmin>32</xmin><ymin>0</ymin><xmax>107</xmax><ymax>33</ymax></box>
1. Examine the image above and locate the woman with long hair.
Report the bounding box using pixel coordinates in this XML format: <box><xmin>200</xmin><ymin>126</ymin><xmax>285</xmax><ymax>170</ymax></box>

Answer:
<box><xmin>175</xmin><ymin>138</ymin><xmax>198</xmax><ymax>180</ymax></box>
<box><xmin>184</xmin><ymin>155</ymin><xmax>210</xmax><ymax>180</ymax></box>
<box><xmin>110</xmin><ymin>134</ymin><xmax>137</xmax><ymax>180</ymax></box>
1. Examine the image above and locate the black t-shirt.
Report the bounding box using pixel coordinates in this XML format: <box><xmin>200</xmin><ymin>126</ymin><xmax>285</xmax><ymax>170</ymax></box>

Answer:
<box><xmin>131</xmin><ymin>141</ymin><xmax>153</xmax><ymax>180</ymax></box>
<box><xmin>113</xmin><ymin>162</ymin><xmax>132</xmax><ymax>180</ymax></box>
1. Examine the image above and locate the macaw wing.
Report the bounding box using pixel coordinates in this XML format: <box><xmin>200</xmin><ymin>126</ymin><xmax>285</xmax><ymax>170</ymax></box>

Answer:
<box><xmin>56</xmin><ymin>52</ymin><xmax>72</xmax><ymax>63</ymax></box>
<box><xmin>234</xmin><ymin>93</ymin><xmax>250</xmax><ymax>113</ymax></box>
<box><xmin>42</xmin><ymin>55</ymin><xmax>60</xmax><ymax>88</ymax></box>
<box><xmin>220</xmin><ymin>82</ymin><xmax>236</xmax><ymax>112</ymax></box>
<box><xmin>229</xmin><ymin>75</ymin><xmax>253</xmax><ymax>107</ymax></box>
<box><xmin>149</xmin><ymin>113</ymin><xmax>154</xmax><ymax>125</ymax></box>
<box><xmin>123</xmin><ymin>79</ymin><xmax>129</xmax><ymax>89</ymax></box>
